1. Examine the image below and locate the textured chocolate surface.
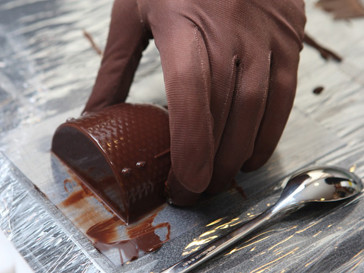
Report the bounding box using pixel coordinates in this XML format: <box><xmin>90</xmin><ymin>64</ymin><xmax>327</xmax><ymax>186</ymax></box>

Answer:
<box><xmin>52</xmin><ymin>103</ymin><xmax>170</xmax><ymax>223</ymax></box>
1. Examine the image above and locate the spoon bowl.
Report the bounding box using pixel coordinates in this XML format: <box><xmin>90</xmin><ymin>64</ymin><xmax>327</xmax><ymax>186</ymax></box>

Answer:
<box><xmin>273</xmin><ymin>166</ymin><xmax>363</xmax><ymax>215</ymax></box>
<box><xmin>162</xmin><ymin>165</ymin><xmax>363</xmax><ymax>273</ymax></box>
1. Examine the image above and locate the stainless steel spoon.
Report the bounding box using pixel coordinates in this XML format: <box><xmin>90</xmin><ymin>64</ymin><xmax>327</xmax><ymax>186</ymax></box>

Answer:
<box><xmin>161</xmin><ymin>166</ymin><xmax>363</xmax><ymax>273</ymax></box>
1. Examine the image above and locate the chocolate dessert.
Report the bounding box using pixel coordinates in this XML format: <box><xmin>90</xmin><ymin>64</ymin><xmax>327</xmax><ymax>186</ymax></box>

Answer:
<box><xmin>52</xmin><ymin>103</ymin><xmax>170</xmax><ymax>223</ymax></box>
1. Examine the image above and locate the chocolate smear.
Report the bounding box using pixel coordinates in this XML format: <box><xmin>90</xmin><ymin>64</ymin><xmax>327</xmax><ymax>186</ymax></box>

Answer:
<box><xmin>83</xmin><ymin>29</ymin><xmax>103</xmax><ymax>56</ymax></box>
<box><xmin>59</xmin><ymin>166</ymin><xmax>171</xmax><ymax>264</ymax></box>
<box><xmin>316</xmin><ymin>0</ymin><xmax>364</xmax><ymax>20</ymax></box>
<box><xmin>87</xmin><ymin>208</ymin><xmax>171</xmax><ymax>264</ymax></box>
<box><xmin>303</xmin><ymin>33</ymin><xmax>343</xmax><ymax>62</ymax></box>
<box><xmin>59</xmin><ymin>171</ymin><xmax>118</xmax><ymax>229</ymax></box>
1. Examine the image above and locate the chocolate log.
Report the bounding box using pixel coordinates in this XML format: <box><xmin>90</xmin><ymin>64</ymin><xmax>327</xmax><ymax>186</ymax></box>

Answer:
<box><xmin>52</xmin><ymin>103</ymin><xmax>170</xmax><ymax>223</ymax></box>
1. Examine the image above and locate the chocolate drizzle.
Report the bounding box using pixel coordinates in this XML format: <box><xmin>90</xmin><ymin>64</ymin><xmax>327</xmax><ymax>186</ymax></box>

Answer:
<box><xmin>83</xmin><ymin>29</ymin><xmax>103</xmax><ymax>56</ymax></box>
<box><xmin>86</xmin><ymin>216</ymin><xmax>121</xmax><ymax>243</ymax></box>
<box><xmin>58</xmin><ymin>172</ymin><xmax>117</xmax><ymax>230</ymax></box>
<box><xmin>86</xmin><ymin>209</ymin><xmax>171</xmax><ymax>264</ymax></box>
<box><xmin>303</xmin><ymin>33</ymin><xmax>342</xmax><ymax>62</ymax></box>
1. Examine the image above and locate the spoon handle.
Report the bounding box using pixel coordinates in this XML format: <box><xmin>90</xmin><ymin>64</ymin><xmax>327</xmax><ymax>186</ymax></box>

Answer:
<box><xmin>161</xmin><ymin>206</ymin><xmax>280</xmax><ymax>273</ymax></box>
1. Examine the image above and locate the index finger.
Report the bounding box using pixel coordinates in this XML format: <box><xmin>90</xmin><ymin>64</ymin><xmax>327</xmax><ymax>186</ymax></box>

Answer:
<box><xmin>154</xmin><ymin>22</ymin><xmax>214</xmax><ymax>194</ymax></box>
<box><xmin>83</xmin><ymin>0</ymin><xmax>150</xmax><ymax>113</ymax></box>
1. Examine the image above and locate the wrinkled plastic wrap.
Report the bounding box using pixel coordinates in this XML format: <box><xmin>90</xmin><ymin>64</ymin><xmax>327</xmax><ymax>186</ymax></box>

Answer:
<box><xmin>0</xmin><ymin>0</ymin><xmax>364</xmax><ymax>272</ymax></box>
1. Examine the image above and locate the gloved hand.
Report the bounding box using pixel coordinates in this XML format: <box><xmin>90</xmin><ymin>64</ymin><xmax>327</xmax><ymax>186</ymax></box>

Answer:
<box><xmin>83</xmin><ymin>0</ymin><xmax>306</xmax><ymax>205</ymax></box>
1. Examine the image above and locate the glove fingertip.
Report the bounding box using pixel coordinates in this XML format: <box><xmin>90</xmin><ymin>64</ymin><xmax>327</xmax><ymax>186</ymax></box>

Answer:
<box><xmin>165</xmin><ymin>170</ymin><xmax>201</xmax><ymax>206</ymax></box>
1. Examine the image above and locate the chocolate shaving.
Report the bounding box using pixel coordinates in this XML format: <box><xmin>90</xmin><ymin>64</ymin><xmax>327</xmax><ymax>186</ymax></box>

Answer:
<box><xmin>316</xmin><ymin>0</ymin><xmax>364</xmax><ymax>20</ymax></box>
<box><xmin>303</xmin><ymin>33</ymin><xmax>343</xmax><ymax>62</ymax></box>
<box><xmin>83</xmin><ymin>29</ymin><xmax>103</xmax><ymax>56</ymax></box>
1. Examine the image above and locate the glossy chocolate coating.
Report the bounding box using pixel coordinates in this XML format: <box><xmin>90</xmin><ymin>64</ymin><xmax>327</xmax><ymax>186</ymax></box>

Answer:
<box><xmin>52</xmin><ymin>103</ymin><xmax>170</xmax><ymax>223</ymax></box>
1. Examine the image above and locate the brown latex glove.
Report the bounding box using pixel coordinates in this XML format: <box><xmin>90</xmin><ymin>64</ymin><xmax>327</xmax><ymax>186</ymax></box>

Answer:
<box><xmin>83</xmin><ymin>0</ymin><xmax>306</xmax><ymax>206</ymax></box>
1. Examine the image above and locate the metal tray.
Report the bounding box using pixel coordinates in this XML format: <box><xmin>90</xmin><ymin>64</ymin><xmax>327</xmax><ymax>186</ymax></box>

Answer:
<box><xmin>1</xmin><ymin>0</ymin><xmax>364</xmax><ymax>272</ymax></box>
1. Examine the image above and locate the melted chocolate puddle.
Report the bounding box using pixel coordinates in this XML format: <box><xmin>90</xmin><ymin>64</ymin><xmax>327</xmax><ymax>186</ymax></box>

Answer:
<box><xmin>59</xmin><ymin>175</ymin><xmax>117</xmax><ymax>230</ymax></box>
<box><xmin>59</xmin><ymin>167</ymin><xmax>171</xmax><ymax>264</ymax></box>
<box><xmin>86</xmin><ymin>209</ymin><xmax>171</xmax><ymax>264</ymax></box>
<box><xmin>316</xmin><ymin>0</ymin><xmax>364</xmax><ymax>20</ymax></box>
<box><xmin>86</xmin><ymin>216</ymin><xmax>121</xmax><ymax>243</ymax></box>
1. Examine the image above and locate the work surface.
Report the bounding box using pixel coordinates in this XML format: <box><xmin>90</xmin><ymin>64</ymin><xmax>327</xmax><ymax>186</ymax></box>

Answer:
<box><xmin>1</xmin><ymin>0</ymin><xmax>364</xmax><ymax>272</ymax></box>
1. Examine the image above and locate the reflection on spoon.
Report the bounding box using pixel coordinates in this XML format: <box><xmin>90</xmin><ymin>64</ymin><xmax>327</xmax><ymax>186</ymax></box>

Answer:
<box><xmin>161</xmin><ymin>166</ymin><xmax>363</xmax><ymax>273</ymax></box>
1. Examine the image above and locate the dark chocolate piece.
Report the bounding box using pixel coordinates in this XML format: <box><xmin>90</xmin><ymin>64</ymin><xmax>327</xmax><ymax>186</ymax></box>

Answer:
<box><xmin>52</xmin><ymin>103</ymin><xmax>170</xmax><ymax>223</ymax></box>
